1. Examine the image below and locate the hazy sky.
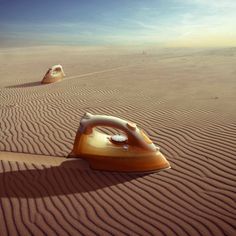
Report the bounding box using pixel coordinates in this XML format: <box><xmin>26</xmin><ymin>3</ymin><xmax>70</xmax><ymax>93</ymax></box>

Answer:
<box><xmin>0</xmin><ymin>0</ymin><xmax>235</xmax><ymax>47</ymax></box>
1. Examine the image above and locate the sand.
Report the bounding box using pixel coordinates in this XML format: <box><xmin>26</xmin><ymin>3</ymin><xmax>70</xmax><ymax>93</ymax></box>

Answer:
<box><xmin>0</xmin><ymin>46</ymin><xmax>236</xmax><ymax>236</ymax></box>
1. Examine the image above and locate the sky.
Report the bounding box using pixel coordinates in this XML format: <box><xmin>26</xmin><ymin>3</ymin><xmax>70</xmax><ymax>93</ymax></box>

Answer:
<box><xmin>0</xmin><ymin>0</ymin><xmax>236</xmax><ymax>47</ymax></box>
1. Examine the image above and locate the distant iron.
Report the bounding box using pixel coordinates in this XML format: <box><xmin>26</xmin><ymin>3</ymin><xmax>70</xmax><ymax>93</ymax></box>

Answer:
<box><xmin>41</xmin><ymin>64</ymin><xmax>65</xmax><ymax>84</ymax></box>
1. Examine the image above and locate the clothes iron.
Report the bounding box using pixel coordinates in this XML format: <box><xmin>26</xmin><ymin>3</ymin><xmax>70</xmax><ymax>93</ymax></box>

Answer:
<box><xmin>41</xmin><ymin>64</ymin><xmax>65</xmax><ymax>84</ymax></box>
<box><xmin>68</xmin><ymin>113</ymin><xmax>171</xmax><ymax>173</ymax></box>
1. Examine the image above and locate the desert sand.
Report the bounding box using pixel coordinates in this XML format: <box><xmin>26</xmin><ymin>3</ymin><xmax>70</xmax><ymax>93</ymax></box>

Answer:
<box><xmin>0</xmin><ymin>46</ymin><xmax>236</xmax><ymax>236</ymax></box>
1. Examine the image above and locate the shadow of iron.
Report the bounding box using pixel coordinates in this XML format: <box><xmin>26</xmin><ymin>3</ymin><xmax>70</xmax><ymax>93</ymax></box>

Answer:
<box><xmin>0</xmin><ymin>159</ymin><xmax>147</xmax><ymax>198</ymax></box>
<box><xmin>5</xmin><ymin>81</ymin><xmax>42</xmax><ymax>88</ymax></box>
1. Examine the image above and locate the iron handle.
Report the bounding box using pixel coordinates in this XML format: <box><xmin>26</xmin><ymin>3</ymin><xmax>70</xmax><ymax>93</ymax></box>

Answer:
<box><xmin>79</xmin><ymin>113</ymin><xmax>155</xmax><ymax>151</ymax></box>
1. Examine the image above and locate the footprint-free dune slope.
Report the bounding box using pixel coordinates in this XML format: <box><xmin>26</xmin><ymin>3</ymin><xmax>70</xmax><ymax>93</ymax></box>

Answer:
<box><xmin>0</xmin><ymin>47</ymin><xmax>236</xmax><ymax>236</ymax></box>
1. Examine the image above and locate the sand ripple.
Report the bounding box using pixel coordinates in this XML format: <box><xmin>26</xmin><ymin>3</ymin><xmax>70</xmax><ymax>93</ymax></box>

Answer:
<box><xmin>0</xmin><ymin>47</ymin><xmax>236</xmax><ymax>235</ymax></box>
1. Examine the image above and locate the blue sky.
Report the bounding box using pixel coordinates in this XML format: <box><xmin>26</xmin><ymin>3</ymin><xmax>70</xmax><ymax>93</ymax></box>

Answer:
<box><xmin>0</xmin><ymin>0</ymin><xmax>236</xmax><ymax>47</ymax></box>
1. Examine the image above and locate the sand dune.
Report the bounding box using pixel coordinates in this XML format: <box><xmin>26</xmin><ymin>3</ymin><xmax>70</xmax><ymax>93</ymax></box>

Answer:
<box><xmin>0</xmin><ymin>46</ymin><xmax>236</xmax><ymax>236</ymax></box>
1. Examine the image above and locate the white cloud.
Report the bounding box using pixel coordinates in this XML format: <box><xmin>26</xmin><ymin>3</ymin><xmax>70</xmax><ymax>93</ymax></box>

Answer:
<box><xmin>178</xmin><ymin>0</ymin><xmax>236</xmax><ymax>8</ymax></box>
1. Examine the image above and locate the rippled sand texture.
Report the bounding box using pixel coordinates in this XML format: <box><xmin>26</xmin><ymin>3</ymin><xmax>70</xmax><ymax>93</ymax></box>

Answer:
<box><xmin>0</xmin><ymin>46</ymin><xmax>236</xmax><ymax>236</ymax></box>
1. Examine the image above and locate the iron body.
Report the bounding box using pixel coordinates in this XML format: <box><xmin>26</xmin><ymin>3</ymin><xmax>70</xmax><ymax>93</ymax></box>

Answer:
<box><xmin>69</xmin><ymin>113</ymin><xmax>171</xmax><ymax>172</ymax></box>
<box><xmin>41</xmin><ymin>64</ymin><xmax>65</xmax><ymax>84</ymax></box>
